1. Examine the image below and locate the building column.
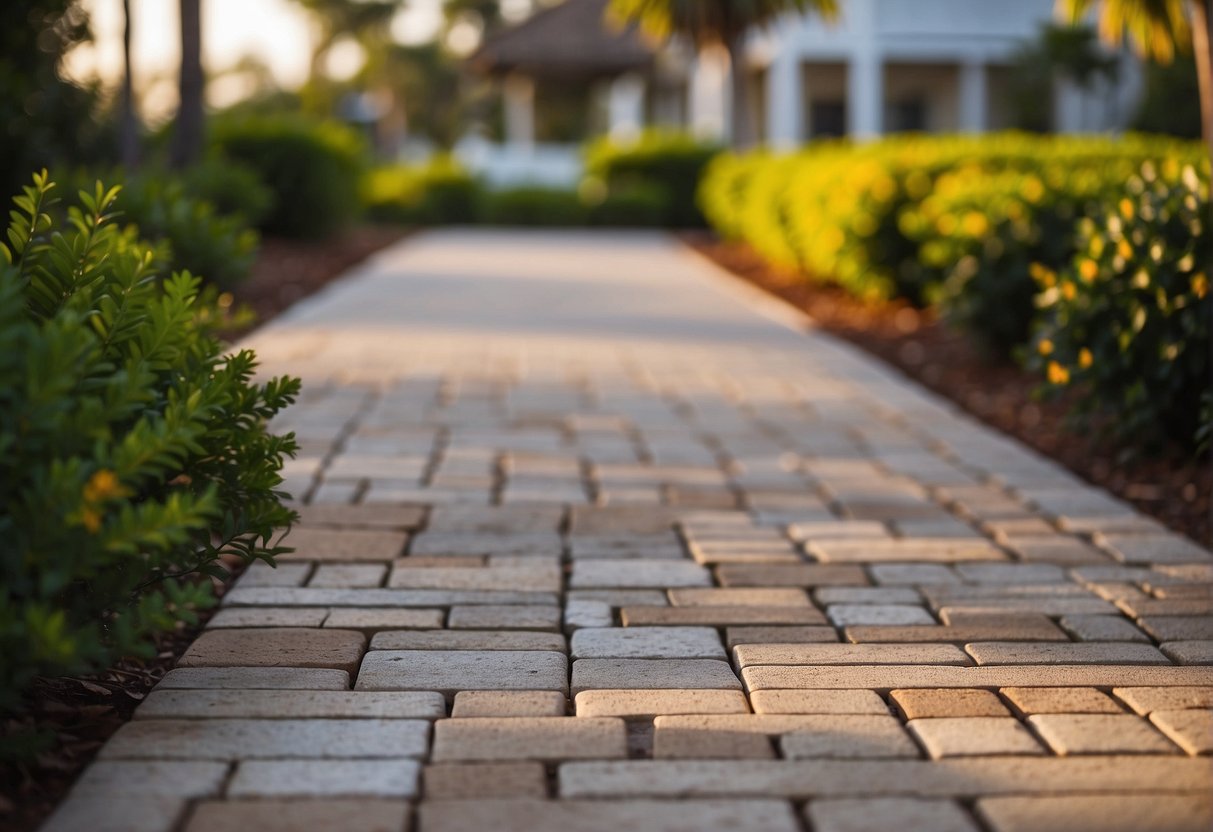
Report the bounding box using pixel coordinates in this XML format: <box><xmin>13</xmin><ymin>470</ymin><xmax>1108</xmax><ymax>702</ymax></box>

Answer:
<box><xmin>608</xmin><ymin>73</ymin><xmax>645</xmax><ymax>141</ymax></box>
<box><xmin>959</xmin><ymin>59</ymin><xmax>988</xmax><ymax>132</ymax></box>
<box><xmin>847</xmin><ymin>51</ymin><xmax>882</xmax><ymax>139</ymax></box>
<box><xmin>689</xmin><ymin>44</ymin><xmax>728</xmax><ymax>143</ymax></box>
<box><xmin>503</xmin><ymin>73</ymin><xmax>535</xmax><ymax>149</ymax></box>
<box><xmin>765</xmin><ymin>52</ymin><xmax>802</xmax><ymax>148</ymax></box>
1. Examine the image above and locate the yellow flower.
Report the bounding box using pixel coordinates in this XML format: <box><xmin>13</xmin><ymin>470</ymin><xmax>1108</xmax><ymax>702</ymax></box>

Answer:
<box><xmin>1038</xmin><ymin>339</ymin><xmax>1054</xmax><ymax>356</ymax></box>
<box><xmin>1078</xmin><ymin>259</ymin><xmax>1099</xmax><ymax>283</ymax></box>
<box><xmin>1194</xmin><ymin>273</ymin><xmax>1209</xmax><ymax>299</ymax></box>
<box><xmin>1047</xmin><ymin>361</ymin><xmax>1070</xmax><ymax>385</ymax></box>
<box><xmin>1079</xmin><ymin>348</ymin><xmax>1093</xmax><ymax>369</ymax></box>
<box><xmin>1062</xmin><ymin>281</ymin><xmax>1077</xmax><ymax>301</ymax></box>
<box><xmin>1119</xmin><ymin>198</ymin><xmax>1134</xmax><ymax>221</ymax></box>
<box><xmin>961</xmin><ymin>211</ymin><xmax>990</xmax><ymax>237</ymax></box>
<box><xmin>1117</xmin><ymin>239</ymin><xmax>1133</xmax><ymax>260</ymax></box>
<box><xmin>1029</xmin><ymin>263</ymin><xmax>1056</xmax><ymax>288</ymax></box>
<box><xmin>83</xmin><ymin>469</ymin><xmax>121</xmax><ymax>503</ymax></box>
<box><xmin>1022</xmin><ymin>177</ymin><xmax>1045</xmax><ymax>203</ymax></box>
<box><xmin>81</xmin><ymin>507</ymin><xmax>101</xmax><ymax>534</ymax></box>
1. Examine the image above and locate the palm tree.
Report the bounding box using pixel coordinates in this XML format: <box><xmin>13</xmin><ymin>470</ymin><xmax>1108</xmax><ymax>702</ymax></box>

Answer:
<box><xmin>171</xmin><ymin>0</ymin><xmax>204</xmax><ymax>169</ymax></box>
<box><xmin>607</xmin><ymin>0</ymin><xmax>839</xmax><ymax>148</ymax></box>
<box><xmin>1059</xmin><ymin>0</ymin><xmax>1211</xmax><ymax>160</ymax></box>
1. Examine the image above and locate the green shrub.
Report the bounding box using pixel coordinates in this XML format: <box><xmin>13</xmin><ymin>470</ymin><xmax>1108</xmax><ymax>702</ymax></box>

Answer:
<box><xmin>116</xmin><ymin>173</ymin><xmax>260</xmax><ymax>291</ymax></box>
<box><xmin>1027</xmin><ymin>159</ymin><xmax>1210</xmax><ymax>449</ymax></box>
<box><xmin>480</xmin><ymin>186</ymin><xmax>587</xmax><ymax>226</ymax></box>
<box><xmin>584</xmin><ymin>131</ymin><xmax>720</xmax><ymax>227</ymax></box>
<box><xmin>0</xmin><ymin>172</ymin><xmax>300</xmax><ymax>715</ymax></box>
<box><xmin>364</xmin><ymin>157</ymin><xmax>480</xmax><ymax>225</ymax></box>
<box><xmin>180</xmin><ymin>155</ymin><xmax>275</xmax><ymax>227</ymax></box>
<box><xmin>584</xmin><ymin>182</ymin><xmax>669</xmax><ymax>227</ymax></box>
<box><xmin>213</xmin><ymin>116</ymin><xmax>365</xmax><ymax>239</ymax></box>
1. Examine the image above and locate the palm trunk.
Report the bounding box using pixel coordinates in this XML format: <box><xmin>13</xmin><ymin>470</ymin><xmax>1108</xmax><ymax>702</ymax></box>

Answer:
<box><xmin>1192</xmin><ymin>0</ymin><xmax>1213</xmax><ymax>162</ymax></box>
<box><xmin>119</xmin><ymin>0</ymin><xmax>139</xmax><ymax>169</ymax></box>
<box><xmin>726</xmin><ymin>33</ymin><xmax>754</xmax><ymax>150</ymax></box>
<box><xmin>171</xmin><ymin>0</ymin><xmax>204</xmax><ymax>169</ymax></box>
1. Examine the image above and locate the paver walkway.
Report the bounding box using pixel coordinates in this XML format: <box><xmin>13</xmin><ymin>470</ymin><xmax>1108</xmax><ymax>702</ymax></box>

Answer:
<box><xmin>43</xmin><ymin>230</ymin><xmax>1213</xmax><ymax>832</ymax></box>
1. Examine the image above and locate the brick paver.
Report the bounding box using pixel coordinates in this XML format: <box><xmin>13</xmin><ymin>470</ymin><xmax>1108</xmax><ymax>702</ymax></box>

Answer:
<box><xmin>49</xmin><ymin>231</ymin><xmax>1213</xmax><ymax>830</ymax></box>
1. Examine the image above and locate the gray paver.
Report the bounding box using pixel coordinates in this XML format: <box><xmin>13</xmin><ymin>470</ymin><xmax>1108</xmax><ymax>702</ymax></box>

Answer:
<box><xmin>356</xmin><ymin>650</ymin><xmax>569</xmax><ymax>695</ymax></box>
<box><xmin>228</xmin><ymin>759</ymin><xmax>421</xmax><ymax>797</ymax></box>
<box><xmin>100</xmin><ymin>718</ymin><xmax>429</xmax><ymax>759</ymax></box>
<box><xmin>572</xmin><ymin>659</ymin><xmax>741</xmax><ymax>694</ymax></box>
<box><xmin>571</xmin><ymin>627</ymin><xmax>725</xmax><ymax>659</ymax></box>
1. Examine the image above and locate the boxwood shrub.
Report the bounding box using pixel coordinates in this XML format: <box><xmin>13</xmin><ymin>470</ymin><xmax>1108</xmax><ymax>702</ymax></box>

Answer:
<box><xmin>584</xmin><ymin>131</ymin><xmax>720</xmax><ymax>227</ymax></box>
<box><xmin>0</xmin><ymin>173</ymin><xmax>299</xmax><ymax>716</ymax></box>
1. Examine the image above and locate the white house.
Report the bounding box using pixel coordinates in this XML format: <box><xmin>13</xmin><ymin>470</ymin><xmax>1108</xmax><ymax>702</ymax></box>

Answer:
<box><xmin>458</xmin><ymin>0</ymin><xmax>1142</xmax><ymax>186</ymax></box>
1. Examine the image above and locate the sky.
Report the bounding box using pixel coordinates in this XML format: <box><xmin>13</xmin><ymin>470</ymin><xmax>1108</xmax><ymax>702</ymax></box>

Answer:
<box><xmin>67</xmin><ymin>0</ymin><xmax>446</xmax><ymax>119</ymax></box>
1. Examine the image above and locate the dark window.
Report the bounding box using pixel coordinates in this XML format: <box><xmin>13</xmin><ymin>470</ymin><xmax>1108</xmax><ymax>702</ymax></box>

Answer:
<box><xmin>887</xmin><ymin>97</ymin><xmax>928</xmax><ymax>132</ymax></box>
<box><xmin>809</xmin><ymin>100</ymin><xmax>847</xmax><ymax>137</ymax></box>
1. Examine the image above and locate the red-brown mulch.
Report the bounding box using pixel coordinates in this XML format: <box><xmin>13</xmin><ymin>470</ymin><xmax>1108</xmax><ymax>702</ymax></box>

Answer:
<box><xmin>687</xmin><ymin>234</ymin><xmax>1211</xmax><ymax>547</ymax></box>
<box><xmin>0</xmin><ymin>225</ymin><xmax>408</xmax><ymax>832</ymax></box>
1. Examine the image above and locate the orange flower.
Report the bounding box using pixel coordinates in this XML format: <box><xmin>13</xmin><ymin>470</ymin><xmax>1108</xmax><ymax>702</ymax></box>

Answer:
<box><xmin>1078</xmin><ymin>259</ymin><xmax>1099</xmax><ymax>283</ymax></box>
<box><xmin>83</xmin><ymin>469</ymin><xmax>121</xmax><ymax>503</ymax></box>
<box><xmin>1079</xmin><ymin>348</ymin><xmax>1093</xmax><ymax>369</ymax></box>
<box><xmin>1194</xmin><ymin>273</ymin><xmax>1209</xmax><ymax>300</ymax></box>
<box><xmin>81</xmin><ymin>508</ymin><xmax>101</xmax><ymax>534</ymax></box>
<box><xmin>1038</xmin><ymin>339</ymin><xmax>1054</xmax><ymax>356</ymax></box>
<box><xmin>1047</xmin><ymin>361</ymin><xmax>1070</xmax><ymax>385</ymax></box>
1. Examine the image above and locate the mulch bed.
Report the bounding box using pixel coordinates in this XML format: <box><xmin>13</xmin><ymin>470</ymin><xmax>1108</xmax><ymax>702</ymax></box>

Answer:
<box><xmin>687</xmin><ymin>234</ymin><xmax>1210</xmax><ymax>547</ymax></box>
<box><xmin>0</xmin><ymin>225</ymin><xmax>408</xmax><ymax>832</ymax></box>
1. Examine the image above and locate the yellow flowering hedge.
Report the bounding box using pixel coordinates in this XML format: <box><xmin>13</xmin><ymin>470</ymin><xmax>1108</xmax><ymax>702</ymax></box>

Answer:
<box><xmin>1027</xmin><ymin>160</ymin><xmax>1211</xmax><ymax>448</ymax></box>
<box><xmin>0</xmin><ymin>174</ymin><xmax>300</xmax><ymax>715</ymax></box>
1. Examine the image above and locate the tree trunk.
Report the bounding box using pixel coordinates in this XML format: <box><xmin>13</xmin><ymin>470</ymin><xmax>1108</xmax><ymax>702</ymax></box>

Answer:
<box><xmin>1191</xmin><ymin>0</ymin><xmax>1213</xmax><ymax>162</ymax></box>
<box><xmin>726</xmin><ymin>33</ymin><xmax>754</xmax><ymax>150</ymax></box>
<box><xmin>119</xmin><ymin>0</ymin><xmax>139</xmax><ymax>169</ymax></box>
<box><xmin>171</xmin><ymin>0</ymin><xmax>204</xmax><ymax>169</ymax></box>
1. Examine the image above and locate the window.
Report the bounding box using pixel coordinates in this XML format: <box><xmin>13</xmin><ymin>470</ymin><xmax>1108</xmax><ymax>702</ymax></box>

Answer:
<box><xmin>809</xmin><ymin>100</ymin><xmax>847</xmax><ymax>137</ymax></box>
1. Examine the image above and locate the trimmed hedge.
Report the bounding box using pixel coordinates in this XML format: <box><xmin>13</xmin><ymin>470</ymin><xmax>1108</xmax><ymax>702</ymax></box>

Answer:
<box><xmin>584</xmin><ymin>131</ymin><xmax>720</xmax><ymax>227</ymax></box>
<box><xmin>0</xmin><ymin>173</ymin><xmax>299</xmax><ymax>718</ymax></box>
<box><xmin>364</xmin><ymin>158</ymin><xmax>479</xmax><ymax>225</ymax></box>
<box><xmin>213</xmin><ymin>116</ymin><xmax>365</xmax><ymax>239</ymax></box>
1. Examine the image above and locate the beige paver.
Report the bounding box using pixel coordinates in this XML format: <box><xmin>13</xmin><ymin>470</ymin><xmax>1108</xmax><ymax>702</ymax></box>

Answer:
<box><xmin>1028</xmin><ymin>714</ymin><xmax>1179</xmax><ymax>755</ymax></box>
<box><xmin>623</xmin><ymin>606</ymin><xmax>828</xmax><ymax>626</ymax></box>
<box><xmin>964</xmin><ymin>641</ymin><xmax>1169</xmax><ymax>666</ymax></box>
<box><xmin>323</xmin><ymin>608</ymin><xmax>445</xmax><ymax>632</ymax></box>
<box><xmin>1113</xmin><ymin>686</ymin><xmax>1213</xmax><ymax>714</ymax></box>
<box><xmin>908</xmin><ymin>717</ymin><xmax>1044</xmax><ymax>758</ymax></box>
<box><xmin>431</xmin><ymin>717</ymin><xmax>627</xmax><ymax>761</ymax></box>
<box><xmin>309</xmin><ymin>563</ymin><xmax>387</xmax><ymax>587</ymax></box>
<box><xmin>423</xmin><ymin>763</ymin><xmax>549</xmax><ymax>800</ymax></box>
<box><xmin>574</xmin><ymin>689</ymin><xmax>750</xmax><ymax>718</ymax></box>
<box><xmin>447</xmin><ymin>605</ymin><xmax>562</xmax><ymax>631</ymax></box>
<box><xmin>726</xmin><ymin>626</ymin><xmax>838</xmax><ymax>648</ymax></box>
<box><xmin>667</xmin><ymin>588</ymin><xmax>811</xmax><ymax>607</ymax></box>
<box><xmin>734</xmin><ymin>643</ymin><xmax>968</xmax><ymax>667</ymax></box>
<box><xmin>295</xmin><ymin>502</ymin><xmax>426</xmax><ymax>529</ymax></box>
<box><xmin>369</xmin><ymin>629</ymin><xmax>566</xmax><ymax>652</ymax></box>
<box><xmin>976</xmin><ymin>794</ymin><xmax>1213</xmax><ymax>832</ymax></box>
<box><xmin>749</xmin><ymin>689</ymin><xmax>889</xmax><ymax>715</ymax></box>
<box><xmin>206</xmin><ymin>607</ymin><xmax>328</xmax><ymax>628</ymax></box>
<box><xmin>451</xmin><ymin>690</ymin><xmax>567</xmax><ymax>718</ymax></box>
<box><xmin>156</xmin><ymin>667</ymin><xmax>350</xmax><ymax>690</ymax></box>
<box><xmin>741</xmin><ymin>664</ymin><xmax>1213</xmax><ymax>691</ymax></box>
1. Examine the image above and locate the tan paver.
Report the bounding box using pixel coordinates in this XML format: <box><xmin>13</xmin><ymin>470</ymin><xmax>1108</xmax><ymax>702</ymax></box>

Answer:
<box><xmin>183</xmin><ymin>799</ymin><xmax>409</xmax><ymax>832</ymax></box>
<box><xmin>976</xmin><ymin>794</ymin><xmax>1213</xmax><ymax>832</ymax></box>
<box><xmin>726</xmin><ymin>626</ymin><xmax>838</xmax><ymax>648</ymax></box>
<box><xmin>964</xmin><ymin>641</ymin><xmax>1169</xmax><ymax>666</ymax></box>
<box><xmin>750</xmin><ymin>689</ymin><xmax>889</xmax><ymax>715</ymax></box>
<box><xmin>1001</xmin><ymin>686</ymin><xmax>1123</xmax><ymax>715</ymax></box>
<box><xmin>1113</xmin><ymin>686</ymin><xmax>1213</xmax><ymax>714</ymax></box>
<box><xmin>891</xmin><ymin>689</ymin><xmax>1009</xmax><ymax>719</ymax></box>
<box><xmin>423</xmin><ymin>763</ymin><xmax>549</xmax><ymax>799</ymax></box>
<box><xmin>278</xmin><ymin>527</ymin><xmax>408</xmax><ymax>561</ymax></box>
<box><xmin>136</xmin><ymin>689</ymin><xmax>446</xmax><ymax>720</ymax></box>
<box><xmin>807</xmin><ymin>797</ymin><xmax>979</xmax><ymax>832</ymax></box>
<box><xmin>1028</xmin><ymin>714</ymin><xmax>1179</xmax><ymax>755</ymax></box>
<box><xmin>741</xmin><ymin>664</ymin><xmax>1213</xmax><ymax>691</ymax></box>
<box><xmin>177</xmin><ymin>628</ymin><xmax>366</xmax><ymax>674</ymax></box>
<box><xmin>323</xmin><ymin>608</ymin><xmax>444</xmax><ymax>632</ymax></box>
<box><xmin>734</xmin><ymin>643</ymin><xmax>967</xmax><ymax>667</ymax></box>
<box><xmin>1149</xmin><ymin>709</ymin><xmax>1213</xmax><ymax>755</ymax></box>
<box><xmin>431</xmin><ymin>717</ymin><xmax>627</xmax><ymax>761</ymax></box>
<box><xmin>369</xmin><ymin>629</ymin><xmax>566</xmax><ymax>651</ymax></box>
<box><xmin>451</xmin><ymin>691</ymin><xmax>567</xmax><ymax>718</ymax></box>
<box><xmin>155</xmin><ymin>667</ymin><xmax>350</xmax><ymax>690</ymax></box>
<box><xmin>908</xmin><ymin>717</ymin><xmax>1044</xmax><ymax>758</ymax></box>
<box><xmin>206</xmin><ymin>607</ymin><xmax>328</xmax><ymax>628</ymax></box>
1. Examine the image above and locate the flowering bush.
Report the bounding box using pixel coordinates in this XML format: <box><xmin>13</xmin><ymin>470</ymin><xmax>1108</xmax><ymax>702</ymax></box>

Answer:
<box><xmin>0</xmin><ymin>173</ymin><xmax>299</xmax><ymax>713</ymax></box>
<box><xmin>1028</xmin><ymin>160</ymin><xmax>1210</xmax><ymax>449</ymax></box>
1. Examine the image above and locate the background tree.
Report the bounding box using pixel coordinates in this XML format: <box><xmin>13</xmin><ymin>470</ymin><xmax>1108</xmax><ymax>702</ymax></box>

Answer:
<box><xmin>1059</xmin><ymin>0</ymin><xmax>1211</xmax><ymax>158</ymax></box>
<box><xmin>120</xmin><ymin>0</ymin><xmax>140</xmax><ymax>168</ymax></box>
<box><xmin>607</xmin><ymin>0</ymin><xmax>838</xmax><ymax>148</ymax></box>
<box><xmin>171</xmin><ymin>0</ymin><xmax>205</xmax><ymax>168</ymax></box>
<box><xmin>1007</xmin><ymin>24</ymin><xmax>1120</xmax><ymax>132</ymax></box>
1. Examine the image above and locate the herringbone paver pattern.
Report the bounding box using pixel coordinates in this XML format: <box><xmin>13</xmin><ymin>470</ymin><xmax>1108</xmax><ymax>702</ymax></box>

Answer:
<box><xmin>42</xmin><ymin>231</ymin><xmax>1213</xmax><ymax>831</ymax></box>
